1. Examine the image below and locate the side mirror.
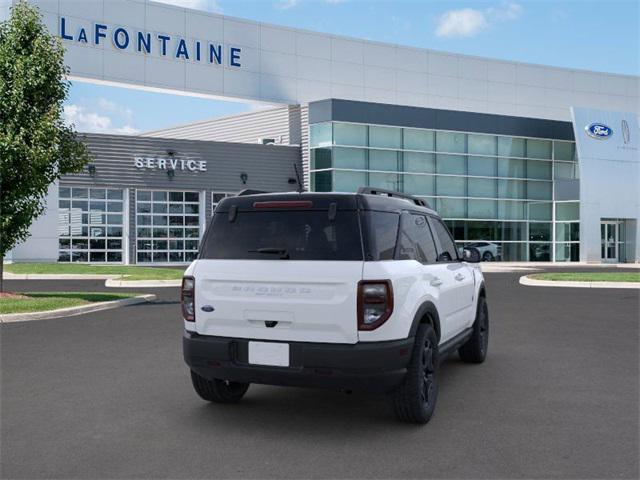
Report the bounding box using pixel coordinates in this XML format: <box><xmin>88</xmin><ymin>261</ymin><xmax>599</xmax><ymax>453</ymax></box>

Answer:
<box><xmin>462</xmin><ymin>247</ymin><xmax>481</xmax><ymax>263</ymax></box>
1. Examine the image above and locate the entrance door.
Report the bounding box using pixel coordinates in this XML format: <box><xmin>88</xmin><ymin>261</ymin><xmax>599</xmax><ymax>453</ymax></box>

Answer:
<box><xmin>601</xmin><ymin>221</ymin><xmax>618</xmax><ymax>262</ymax></box>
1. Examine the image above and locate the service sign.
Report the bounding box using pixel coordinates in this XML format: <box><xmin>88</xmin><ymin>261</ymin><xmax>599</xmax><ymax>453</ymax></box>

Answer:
<box><xmin>134</xmin><ymin>156</ymin><xmax>207</xmax><ymax>172</ymax></box>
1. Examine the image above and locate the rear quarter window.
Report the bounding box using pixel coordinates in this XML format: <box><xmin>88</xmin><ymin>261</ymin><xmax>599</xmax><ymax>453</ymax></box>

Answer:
<box><xmin>361</xmin><ymin>211</ymin><xmax>400</xmax><ymax>261</ymax></box>
<box><xmin>200</xmin><ymin>210</ymin><xmax>363</xmax><ymax>261</ymax></box>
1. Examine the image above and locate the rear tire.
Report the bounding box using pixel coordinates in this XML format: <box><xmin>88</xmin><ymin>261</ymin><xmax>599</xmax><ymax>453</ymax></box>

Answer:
<box><xmin>482</xmin><ymin>251</ymin><xmax>494</xmax><ymax>262</ymax></box>
<box><xmin>458</xmin><ymin>296</ymin><xmax>489</xmax><ymax>363</ymax></box>
<box><xmin>390</xmin><ymin>324</ymin><xmax>439</xmax><ymax>424</ymax></box>
<box><xmin>190</xmin><ymin>370</ymin><xmax>250</xmax><ymax>403</ymax></box>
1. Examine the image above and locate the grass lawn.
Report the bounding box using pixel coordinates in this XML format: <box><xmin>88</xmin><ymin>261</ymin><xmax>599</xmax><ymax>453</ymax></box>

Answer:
<box><xmin>530</xmin><ymin>272</ymin><xmax>640</xmax><ymax>283</ymax></box>
<box><xmin>5</xmin><ymin>263</ymin><xmax>184</xmax><ymax>281</ymax></box>
<box><xmin>0</xmin><ymin>292</ymin><xmax>139</xmax><ymax>315</ymax></box>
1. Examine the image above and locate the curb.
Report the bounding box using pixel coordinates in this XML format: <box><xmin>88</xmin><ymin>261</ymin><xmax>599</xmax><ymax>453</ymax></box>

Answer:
<box><xmin>519</xmin><ymin>275</ymin><xmax>640</xmax><ymax>289</ymax></box>
<box><xmin>5</xmin><ymin>273</ymin><xmax>181</xmax><ymax>288</ymax></box>
<box><xmin>105</xmin><ymin>279</ymin><xmax>181</xmax><ymax>288</ymax></box>
<box><xmin>0</xmin><ymin>294</ymin><xmax>157</xmax><ymax>323</ymax></box>
<box><xmin>4</xmin><ymin>273</ymin><xmax>119</xmax><ymax>280</ymax></box>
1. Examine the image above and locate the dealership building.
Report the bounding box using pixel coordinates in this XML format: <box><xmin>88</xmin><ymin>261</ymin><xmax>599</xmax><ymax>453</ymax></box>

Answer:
<box><xmin>4</xmin><ymin>0</ymin><xmax>639</xmax><ymax>264</ymax></box>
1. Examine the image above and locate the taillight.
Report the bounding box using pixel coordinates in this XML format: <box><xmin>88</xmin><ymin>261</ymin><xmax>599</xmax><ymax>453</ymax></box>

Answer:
<box><xmin>181</xmin><ymin>276</ymin><xmax>195</xmax><ymax>322</ymax></box>
<box><xmin>357</xmin><ymin>280</ymin><xmax>393</xmax><ymax>330</ymax></box>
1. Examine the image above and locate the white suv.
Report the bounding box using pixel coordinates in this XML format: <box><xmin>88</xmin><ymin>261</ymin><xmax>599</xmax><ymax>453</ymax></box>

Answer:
<box><xmin>182</xmin><ymin>188</ymin><xmax>489</xmax><ymax>424</ymax></box>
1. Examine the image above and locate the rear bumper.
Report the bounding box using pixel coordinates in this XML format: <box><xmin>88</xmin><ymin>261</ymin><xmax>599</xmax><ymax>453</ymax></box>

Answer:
<box><xmin>183</xmin><ymin>331</ymin><xmax>414</xmax><ymax>393</ymax></box>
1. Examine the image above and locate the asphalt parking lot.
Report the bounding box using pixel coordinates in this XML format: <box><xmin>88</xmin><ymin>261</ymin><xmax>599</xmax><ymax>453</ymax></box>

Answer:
<box><xmin>2</xmin><ymin>268</ymin><xmax>638</xmax><ymax>479</ymax></box>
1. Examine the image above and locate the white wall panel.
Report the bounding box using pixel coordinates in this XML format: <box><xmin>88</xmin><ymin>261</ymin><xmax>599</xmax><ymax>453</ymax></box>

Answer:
<box><xmin>458</xmin><ymin>57</ymin><xmax>487</xmax><ymax>80</ymax></box>
<box><xmin>396</xmin><ymin>71</ymin><xmax>428</xmax><ymax>94</ymax></box>
<box><xmin>516</xmin><ymin>64</ymin><xmax>546</xmax><ymax>87</ymax></box>
<box><xmin>364</xmin><ymin>65</ymin><xmax>395</xmax><ymax>90</ymax></box>
<box><xmin>296</xmin><ymin>32</ymin><xmax>331</xmax><ymax>59</ymax></box>
<box><xmin>59</xmin><ymin>0</ymin><xmax>103</xmax><ymax>21</ymax></box>
<box><xmin>185</xmin><ymin>62</ymin><xmax>223</xmax><ymax>94</ymax></box>
<box><xmin>145</xmin><ymin>2</ymin><xmax>185</xmax><ymax>36</ymax></box>
<box><xmin>487</xmin><ymin>81</ymin><xmax>516</xmax><ymax>104</ymax></box>
<box><xmin>364</xmin><ymin>43</ymin><xmax>396</xmax><ymax>68</ymax></box>
<box><xmin>428</xmin><ymin>52</ymin><xmax>458</xmax><ymax>77</ymax></box>
<box><xmin>104</xmin><ymin>50</ymin><xmax>145</xmax><ymax>83</ymax></box>
<box><xmin>223</xmin><ymin>19</ymin><xmax>259</xmax><ymax>48</ymax></box>
<box><xmin>545</xmin><ymin>68</ymin><xmax>573</xmax><ymax>90</ymax></box>
<box><xmin>428</xmin><ymin>74</ymin><xmax>458</xmax><ymax>98</ymax></box>
<box><xmin>260</xmin><ymin>25</ymin><xmax>295</xmax><ymax>54</ymax></box>
<box><xmin>459</xmin><ymin>78</ymin><xmax>487</xmax><ymax>101</ymax></box>
<box><xmin>296</xmin><ymin>56</ymin><xmax>331</xmax><ymax>83</ymax></box>
<box><xmin>186</xmin><ymin>12</ymin><xmax>223</xmax><ymax>41</ymax></box>
<box><xmin>488</xmin><ymin>61</ymin><xmax>516</xmax><ymax>84</ymax></box>
<box><xmin>573</xmin><ymin>71</ymin><xmax>601</xmax><ymax>93</ymax></box>
<box><xmin>260</xmin><ymin>50</ymin><xmax>296</xmax><ymax>77</ymax></box>
<box><xmin>331</xmin><ymin>61</ymin><xmax>364</xmax><ymax>86</ymax></box>
<box><xmin>396</xmin><ymin>47</ymin><xmax>428</xmax><ymax>73</ymax></box>
<box><xmin>223</xmin><ymin>69</ymin><xmax>260</xmax><ymax>98</ymax></box>
<box><xmin>331</xmin><ymin>37</ymin><xmax>363</xmax><ymax>64</ymax></box>
<box><xmin>104</xmin><ymin>0</ymin><xmax>145</xmax><ymax>28</ymax></box>
<box><xmin>145</xmin><ymin>56</ymin><xmax>185</xmax><ymax>89</ymax></box>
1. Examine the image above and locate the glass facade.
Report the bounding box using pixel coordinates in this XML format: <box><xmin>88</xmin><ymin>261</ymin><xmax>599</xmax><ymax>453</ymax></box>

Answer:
<box><xmin>58</xmin><ymin>187</ymin><xmax>124</xmax><ymax>263</ymax></box>
<box><xmin>309</xmin><ymin>122</ymin><xmax>580</xmax><ymax>261</ymax></box>
<box><xmin>135</xmin><ymin>190</ymin><xmax>200</xmax><ymax>263</ymax></box>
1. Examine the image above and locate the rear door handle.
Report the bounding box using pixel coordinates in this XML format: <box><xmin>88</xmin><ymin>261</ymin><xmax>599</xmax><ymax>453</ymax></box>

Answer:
<box><xmin>455</xmin><ymin>273</ymin><xmax>465</xmax><ymax>281</ymax></box>
<box><xmin>430</xmin><ymin>277</ymin><xmax>443</xmax><ymax>287</ymax></box>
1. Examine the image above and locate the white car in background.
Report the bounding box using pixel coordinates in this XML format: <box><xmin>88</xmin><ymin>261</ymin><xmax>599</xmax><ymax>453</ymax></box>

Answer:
<box><xmin>464</xmin><ymin>242</ymin><xmax>501</xmax><ymax>262</ymax></box>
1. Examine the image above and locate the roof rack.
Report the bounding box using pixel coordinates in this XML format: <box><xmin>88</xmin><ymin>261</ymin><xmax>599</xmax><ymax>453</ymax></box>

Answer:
<box><xmin>357</xmin><ymin>187</ymin><xmax>431</xmax><ymax>208</ymax></box>
<box><xmin>236</xmin><ymin>189</ymin><xmax>269</xmax><ymax>196</ymax></box>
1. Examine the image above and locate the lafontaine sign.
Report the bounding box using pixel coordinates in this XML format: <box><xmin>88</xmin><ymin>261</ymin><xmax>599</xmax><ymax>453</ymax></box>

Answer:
<box><xmin>134</xmin><ymin>156</ymin><xmax>207</xmax><ymax>172</ymax></box>
<box><xmin>59</xmin><ymin>17</ymin><xmax>242</xmax><ymax>68</ymax></box>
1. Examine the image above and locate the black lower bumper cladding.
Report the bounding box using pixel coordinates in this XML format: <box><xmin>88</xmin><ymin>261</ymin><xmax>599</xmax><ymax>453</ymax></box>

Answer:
<box><xmin>183</xmin><ymin>332</ymin><xmax>414</xmax><ymax>393</ymax></box>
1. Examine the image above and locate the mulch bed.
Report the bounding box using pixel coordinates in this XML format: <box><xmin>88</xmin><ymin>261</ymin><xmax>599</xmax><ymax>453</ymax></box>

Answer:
<box><xmin>0</xmin><ymin>292</ymin><xmax>29</xmax><ymax>299</ymax></box>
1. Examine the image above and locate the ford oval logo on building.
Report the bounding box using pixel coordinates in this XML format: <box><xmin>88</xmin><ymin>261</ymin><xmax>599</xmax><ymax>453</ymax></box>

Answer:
<box><xmin>585</xmin><ymin>123</ymin><xmax>613</xmax><ymax>139</ymax></box>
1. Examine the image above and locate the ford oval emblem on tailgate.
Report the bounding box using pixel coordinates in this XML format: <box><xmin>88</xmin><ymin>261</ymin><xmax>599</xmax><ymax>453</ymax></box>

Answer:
<box><xmin>201</xmin><ymin>305</ymin><xmax>215</xmax><ymax>312</ymax></box>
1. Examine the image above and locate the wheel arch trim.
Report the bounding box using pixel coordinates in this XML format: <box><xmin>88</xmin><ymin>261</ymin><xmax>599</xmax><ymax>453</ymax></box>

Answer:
<box><xmin>408</xmin><ymin>301</ymin><xmax>442</xmax><ymax>341</ymax></box>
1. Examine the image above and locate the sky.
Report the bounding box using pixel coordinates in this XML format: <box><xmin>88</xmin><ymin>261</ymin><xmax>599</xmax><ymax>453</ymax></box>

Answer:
<box><xmin>63</xmin><ymin>0</ymin><xmax>640</xmax><ymax>135</ymax></box>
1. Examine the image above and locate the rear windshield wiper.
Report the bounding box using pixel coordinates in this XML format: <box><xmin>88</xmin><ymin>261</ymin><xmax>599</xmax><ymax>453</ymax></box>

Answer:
<box><xmin>249</xmin><ymin>247</ymin><xmax>290</xmax><ymax>259</ymax></box>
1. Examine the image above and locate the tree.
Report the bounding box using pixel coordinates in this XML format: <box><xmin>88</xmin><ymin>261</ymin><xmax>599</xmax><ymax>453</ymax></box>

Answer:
<box><xmin>0</xmin><ymin>0</ymin><xmax>90</xmax><ymax>291</ymax></box>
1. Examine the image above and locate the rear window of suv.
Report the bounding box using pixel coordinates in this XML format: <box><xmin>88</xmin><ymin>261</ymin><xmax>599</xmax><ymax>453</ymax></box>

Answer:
<box><xmin>200</xmin><ymin>210</ymin><xmax>364</xmax><ymax>261</ymax></box>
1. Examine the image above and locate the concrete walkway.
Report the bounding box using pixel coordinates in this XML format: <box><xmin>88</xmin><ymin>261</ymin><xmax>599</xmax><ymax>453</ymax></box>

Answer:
<box><xmin>4</xmin><ymin>272</ymin><xmax>180</xmax><ymax>288</ymax></box>
<box><xmin>519</xmin><ymin>275</ymin><xmax>640</xmax><ymax>289</ymax></box>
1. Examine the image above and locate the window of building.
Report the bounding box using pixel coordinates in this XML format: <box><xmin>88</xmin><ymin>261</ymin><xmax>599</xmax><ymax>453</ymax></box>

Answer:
<box><xmin>369</xmin><ymin>149</ymin><xmax>399</xmax><ymax>171</ymax></box>
<box><xmin>403</xmin><ymin>128</ymin><xmax>434</xmax><ymax>151</ymax></box>
<box><xmin>334</xmin><ymin>123</ymin><xmax>367</xmax><ymax>146</ymax></box>
<box><xmin>309</xmin><ymin>122</ymin><xmax>332</xmax><ymax>147</ymax></box>
<box><xmin>369</xmin><ymin>125</ymin><xmax>402</xmax><ymax>149</ymax></box>
<box><xmin>436</xmin><ymin>131</ymin><xmax>466</xmax><ymax>153</ymax></box>
<box><xmin>334</xmin><ymin>170</ymin><xmax>366</xmax><ymax>192</ymax></box>
<box><xmin>404</xmin><ymin>152</ymin><xmax>435</xmax><ymax>173</ymax></box>
<box><xmin>403</xmin><ymin>174</ymin><xmax>434</xmax><ymax>196</ymax></box>
<box><xmin>58</xmin><ymin>187</ymin><xmax>124</xmax><ymax>263</ymax></box>
<box><xmin>136</xmin><ymin>190</ymin><xmax>200</xmax><ymax>263</ymax></box>
<box><xmin>334</xmin><ymin>147</ymin><xmax>366</xmax><ymax>169</ymax></box>
<box><xmin>212</xmin><ymin>192</ymin><xmax>236</xmax><ymax>211</ymax></box>
<box><xmin>468</xmin><ymin>134</ymin><xmax>497</xmax><ymax>156</ymax></box>
<box><xmin>553</xmin><ymin>141</ymin><xmax>576</xmax><ymax>161</ymax></box>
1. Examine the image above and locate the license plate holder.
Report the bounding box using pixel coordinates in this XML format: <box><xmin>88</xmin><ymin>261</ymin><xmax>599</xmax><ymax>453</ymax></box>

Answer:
<box><xmin>248</xmin><ymin>341</ymin><xmax>290</xmax><ymax>367</ymax></box>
